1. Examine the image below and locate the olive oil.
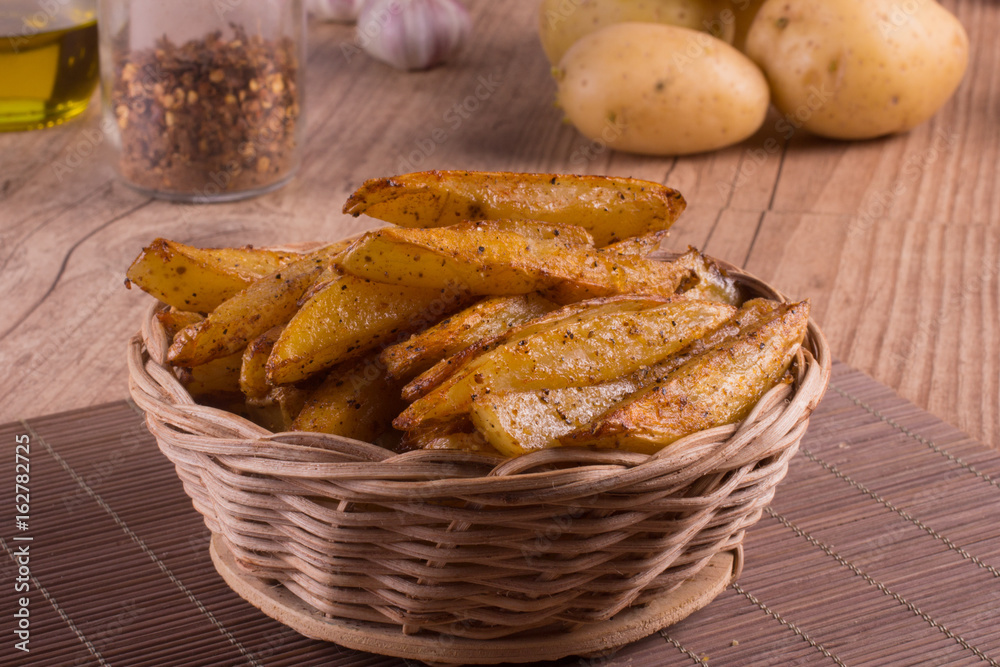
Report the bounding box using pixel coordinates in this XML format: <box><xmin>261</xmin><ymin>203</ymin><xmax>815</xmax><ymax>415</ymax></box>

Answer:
<box><xmin>0</xmin><ymin>6</ymin><xmax>99</xmax><ymax>131</ymax></box>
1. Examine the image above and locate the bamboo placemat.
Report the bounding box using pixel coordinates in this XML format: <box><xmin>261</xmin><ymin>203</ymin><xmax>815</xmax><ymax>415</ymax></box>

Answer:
<box><xmin>2</xmin><ymin>361</ymin><xmax>998</xmax><ymax>666</ymax></box>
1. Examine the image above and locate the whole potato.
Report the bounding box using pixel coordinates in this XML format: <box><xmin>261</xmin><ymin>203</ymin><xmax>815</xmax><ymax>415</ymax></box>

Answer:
<box><xmin>745</xmin><ymin>0</ymin><xmax>968</xmax><ymax>140</ymax></box>
<box><xmin>539</xmin><ymin>0</ymin><xmax>737</xmax><ymax>65</ymax></box>
<box><xmin>556</xmin><ymin>22</ymin><xmax>770</xmax><ymax>156</ymax></box>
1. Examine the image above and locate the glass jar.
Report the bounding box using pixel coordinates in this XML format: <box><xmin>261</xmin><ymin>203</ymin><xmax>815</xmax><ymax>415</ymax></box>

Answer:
<box><xmin>0</xmin><ymin>0</ymin><xmax>99</xmax><ymax>131</ymax></box>
<box><xmin>98</xmin><ymin>0</ymin><xmax>305</xmax><ymax>202</ymax></box>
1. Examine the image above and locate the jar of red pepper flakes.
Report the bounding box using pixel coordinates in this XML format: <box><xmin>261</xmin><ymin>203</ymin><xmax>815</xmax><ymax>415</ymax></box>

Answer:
<box><xmin>99</xmin><ymin>0</ymin><xmax>305</xmax><ymax>202</ymax></box>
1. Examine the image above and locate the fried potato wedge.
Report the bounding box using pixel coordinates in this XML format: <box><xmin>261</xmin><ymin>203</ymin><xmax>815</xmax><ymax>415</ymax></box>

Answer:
<box><xmin>291</xmin><ymin>354</ymin><xmax>406</xmax><ymax>442</ymax></box>
<box><xmin>127</xmin><ymin>238</ymin><xmax>301</xmax><ymax>312</ymax></box>
<box><xmin>400</xmin><ymin>295</ymin><xmax>672</xmax><ymax>402</ymax></box>
<box><xmin>245</xmin><ymin>385</ymin><xmax>310</xmax><ymax>432</ymax></box>
<box><xmin>178</xmin><ymin>352</ymin><xmax>243</xmax><ymax>397</ymax></box>
<box><xmin>337</xmin><ymin>224</ymin><xmax>693</xmax><ymax>304</ymax></box>
<box><xmin>380</xmin><ymin>293</ymin><xmax>558</xmax><ymax>380</ymax></box>
<box><xmin>604</xmin><ymin>230</ymin><xmax>668</xmax><ymax>257</ymax></box>
<box><xmin>394</xmin><ymin>297</ymin><xmax>736</xmax><ymax>430</ymax></box>
<box><xmin>674</xmin><ymin>248</ymin><xmax>741</xmax><ymax>306</ymax></box>
<box><xmin>468</xmin><ymin>298</ymin><xmax>781</xmax><ymax>456</ymax></box>
<box><xmin>156</xmin><ymin>309</ymin><xmax>204</xmax><ymax>340</ymax></box>
<box><xmin>239</xmin><ymin>326</ymin><xmax>285</xmax><ymax>399</ymax></box>
<box><xmin>400</xmin><ymin>420</ymin><xmax>502</xmax><ymax>456</ymax></box>
<box><xmin>561</xmin><ymin>300</ymin><xmax>810</xmax><ymax>453</ymax></box>
<box><xmin>342</xmin><ymin>170</ymin><xmax>686</xmax><ymax>246</ymax></box>
<box><xmin>266</xmin><ymin>274</ymin><xmax>469</xmax><ymax>386</ymax></box>
<box><xmin>167</xmin><ymin>244</ymin><xmax>344</xmax><ymax>367</ymax></box>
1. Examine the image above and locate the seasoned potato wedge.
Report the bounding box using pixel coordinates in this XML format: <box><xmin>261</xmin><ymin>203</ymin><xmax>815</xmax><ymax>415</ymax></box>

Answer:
<box><xmin>604</xmin><ymin>231</ymin><xmax>668</xmax><ymax>257</ymax></box>
<box><xmin>400</xmin><ymin>295</ymin><xmax>672</xmax><ymax>402</ymax></box>
<box><xmin>291</xmin><ymin>353</ymin><xmax>406</xmax><ymax>442</ymax></box>
<box><xmin>380</xmin><ymin>294</ymin><xmax>558</xmax><ymax>380</ymax></box>
<box><xmin>674</xmin><ymin>249</ymin><xmax>741</xmax><ymax>305</ymax></box>
<box><xmin>167</xmin><ymin>245</ymin><xmax>345</xmax><ymax>368</ymax></box>
<box><xmin>337</xmin><ymin>224</ymin><xmax>693</xmax><ymax>304</ymax></box>
<box><xmin>178</xmin><ymin>352</ymin><xmax>243</xmax><ymax>397</ymax></box>
<box><xmin>468</xmin><ymin>298</ymin><xmax>781</xmax><ymax>455</ymax></box>
<box><xmin>266</xmin><ymin>273</ymin><xmax>469</xmax><ymax>386</ymax></box>
<box><xmin>156</xmin><ymin>309</ymin><xmax>204</xmax><ymax>340</ymax></box>
<box><xmin>400</xmin><ymin>420</ymin><xmax>502</xmax><ymax>456</ymax></box>
<box><xmin>239</xmin><ymin>326</ymin><xmax>284</xmax><ymax>399</ymax></box>
<box><xmin>246</xmin><ymin>385</ymin><xmax>310</xmax><ymax>432</ymax></box>
<box><xmin>342</xmin><ymin>170</ymin><xmax>685</xmax><ymax>246</ymax></box>
<box><xmin>127</xmin><ymin>238</ymin><xmax>300</xmax><ymax>312</ymax></box>
<box><xmin>561</xmin><ymin>301</ymin><xmax>810</xmax><ymax>453</ymax></box>
<box><xmin>394</xmin><ymin>297</ymin><xmax>736</xmax><ymax>429</ymax></box>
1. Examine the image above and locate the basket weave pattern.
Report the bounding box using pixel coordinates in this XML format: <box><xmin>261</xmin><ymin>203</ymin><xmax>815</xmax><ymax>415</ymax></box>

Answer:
<box><xmin>127</xmin><ymin>264</ymin><xmax>831</xmax><ymax>640</ymax></box>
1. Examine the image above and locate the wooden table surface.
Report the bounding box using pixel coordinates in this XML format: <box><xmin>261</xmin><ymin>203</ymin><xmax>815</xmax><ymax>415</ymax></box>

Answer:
<box><xmin>1</xmin><ymin>1</ymin><xmax>996</xmax><ymax>450</ymax></box>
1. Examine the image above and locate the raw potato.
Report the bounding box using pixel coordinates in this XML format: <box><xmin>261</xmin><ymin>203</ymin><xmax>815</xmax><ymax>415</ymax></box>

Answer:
<box><xmin>126</xmin><ymin>238</ymin><xmax>299</xmax><ymax>312</ymax></box>
<box><xmin>394</xmin><ymin>297</ymin><xmax>737</xmax><ymax>429</ymax></box>
<box><xmin>562</xmin><ymin>300</ymin><xmax>809</xmax><ymax>453</ymax></box>
<box><xmin>745</xmin><ymin>0</ymin><xmax>969</xmax><ymax>140</ymax></box>
<box><xmin>538</xmin><ymin>0</ymin><xmax>737</xmax><ymax>65</ymax></box>
<box><xmin>343</xmin><ymin>171</ymin><xmax>686</xmax><ymax>247</ymax></box>
<box><xmin>556</xmin><ymin>22</ymin><xmax>770</xmax><ymax>155</ymax></box>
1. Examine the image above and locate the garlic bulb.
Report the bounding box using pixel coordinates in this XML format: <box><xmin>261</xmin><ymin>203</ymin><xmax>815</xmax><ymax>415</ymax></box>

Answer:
<box><xmin>357</xmin><ymin>0</ymin><xmax>470</xmax><ymax>71</ymax></box>
<box><xmin>307</xmin><ymin>0</ymin><xmax>362</xmax><ymax>23</ymax></box>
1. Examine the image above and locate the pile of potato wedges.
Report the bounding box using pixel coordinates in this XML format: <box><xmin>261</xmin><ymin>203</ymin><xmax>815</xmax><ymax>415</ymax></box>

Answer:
<box><xmin>128</xmin><ymin>170</ymin><xmax>809</xmax><ymax>457</ymax></box>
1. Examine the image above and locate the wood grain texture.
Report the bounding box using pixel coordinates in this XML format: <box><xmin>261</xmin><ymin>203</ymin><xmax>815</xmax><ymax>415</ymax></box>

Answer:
<box><xmin>0</xmin><ymin>0</ymin><xmax>996</xmax><ymax>449</ymax></box>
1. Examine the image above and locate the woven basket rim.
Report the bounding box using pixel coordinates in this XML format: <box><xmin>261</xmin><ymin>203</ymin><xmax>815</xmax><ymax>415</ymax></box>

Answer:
<box><xmin>127</xmin><ymin>251</ymin><xmax>832</xmax><ymax>480</ymax></box>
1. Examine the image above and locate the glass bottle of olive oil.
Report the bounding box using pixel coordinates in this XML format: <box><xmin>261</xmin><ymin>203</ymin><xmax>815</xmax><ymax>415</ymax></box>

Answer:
<box><xmin>0</xmin><ymin>1</ymin><xmax>98</xmax><ymax>131</ymax></box>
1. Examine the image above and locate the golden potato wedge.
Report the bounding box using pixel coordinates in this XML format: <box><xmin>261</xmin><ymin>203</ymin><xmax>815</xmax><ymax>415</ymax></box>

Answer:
<box><xmin>167</xmin><ymin>244</ymin><xmax>344</xmax><ymax>368</ymax></box>
<box><xmin>266</xmin><ymin>273</ymin><xmax>469</xmax><ymax>386</ymax></box>
<box><xmin>126</xmin><ymin>238</ymin><xmax>301</xmax><ymax>312</ymax></box>
<box><xmin>291</xmin><ymin>354</ymin><xmax>406</xmax><ymax>442</ymax></box>
<box><xmin>561</xmin><ymin>300</ymin><xmax>810</xmax><ymax>453</ymax></box>
<box><xmin>245</xmin><ymin>385</ymin><xmax>310</xmax><ymax>432</ymax></box>
<box><xmin>604</xmin><ymin>231</ymin><xmax>669</xmax><ymax>257</ymax></box>
<box><xmin>674</xmin><ymin>248</ymin><xmax>741</xmax><ymax>306</ymax></box>
<box><xmin>399</xmin><ymin>295</ymin><xmax>672</xmax><ymax>402</ymax></box>
<box><xmin>468</xmin><ymin>298</ymin><xmax>782</xmax><ymax>456</ymax></box>
<box><xmin>342</xmin><ymin>170</ymin><xmax>686</xmax><ymax>246</ymax></box>
<box><xmin>380</xmin><ymin>293</ymin><xmax>558</xmax><ymax>380</ymax></box>
<box><xmin>400</xmin><ymin>420</ymin><xmax>502</xmax><ymax>456</ymax></box>
<box><xmin>156</xmin><ymin>309</ymin><xmax>204</xmax><ymax>340</ymax></box>
<box><xmin>178</xmin><ymin>352</ymin><xmax>243</xmax><ymax>397</ymax></box>
<box><xmin>394</xmin><ymin>297</ymin><xmax>736</xmax><ymax>430</ymax></box>
<box><xmin>239</xmin><ymin>326</ymin><xmax>285</xmax><ymax>399</ymax></box>
<box><xmin>337</xmin><ymin>224</ymin><xmax>693</xmax><ymax>304</ymax></box>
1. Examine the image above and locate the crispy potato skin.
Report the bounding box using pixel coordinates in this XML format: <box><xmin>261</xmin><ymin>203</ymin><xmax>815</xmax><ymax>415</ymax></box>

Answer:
<box><xmin>400</xmin><ymin>296</ymin><xmax>672</xmax><ymax>402</ymax></box>
<box><xmin>562</xmin><ymin>300</ymin><xmax>810</xmax><ymax>453</ymax></box>
<box><xmin>178</xmin><ymin>352</ymin><xmax>243</xmax><ymax>397</ymax></box>
<box><xmin>337</xmin><ymin>224</ymin><xmax>693</xmax><ymax>304</ymax></box>
<box><xmin>291</xmin><ymin>353</ymin><xmax>406</xmax><ymax>442</ymax></box>
<box><xmin>127</xmin><ymin>238</ymin><xmax>299</xmax><ymax>312</ymax></box>
<box><xmin>468</xmin><ymin>298</ymin><xmax>781</xmax><ymax>456</ymax></box>
<box><xmin>167</xmin><ymin>246</ymin><xmax>342</xmax><ymax>367</ymax></box>
<box><xmin>266</xmin><ymin>273</ymin><xmax>469</xmax><ymax>386</ymax></box>
<box><xmin>342</xmin><ymin>171</ymin><xmax>685</xmax><ymax>246</ymax></box>
<box><xmin>380</xmin><ymin>294</ymin><xmax>558</xmax><ymax>380</ymax></box>
<box><xmin>395</xmin><ymin>297</ymin><xmax>736</xmax><ymax>430</ymax></box>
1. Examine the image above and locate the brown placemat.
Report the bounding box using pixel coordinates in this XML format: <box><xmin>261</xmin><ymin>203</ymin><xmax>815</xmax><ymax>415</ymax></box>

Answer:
<box><xmin>2</xmin><ymin>361</ymin><xmax>999</xmax><ymax>667</ymax></box>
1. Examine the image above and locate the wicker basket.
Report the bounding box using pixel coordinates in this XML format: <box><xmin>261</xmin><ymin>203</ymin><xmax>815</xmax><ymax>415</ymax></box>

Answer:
<box><xmin>127</xmin><ymin>256</ymin><xmax>831</xmax><ymax>653</ymax></box>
